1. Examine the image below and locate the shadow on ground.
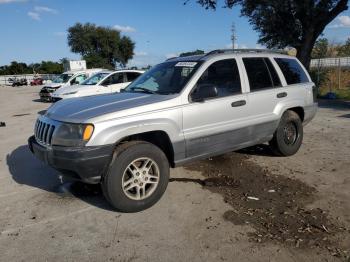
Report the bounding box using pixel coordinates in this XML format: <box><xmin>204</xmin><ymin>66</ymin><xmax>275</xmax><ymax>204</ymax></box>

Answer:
<box><xmin>238</xmin><ymin>144</ymin><xmax>276</xmax><ymax>156</ymax></box>
<box><xmin>6</xmin><ymin>145</ymin><xmax>113</xmax><ymax>211</ymax></box>
<box><xmin>317</xmin><ymin>99</ymin><xmax>350</xmax><ymax>110</ymax></box>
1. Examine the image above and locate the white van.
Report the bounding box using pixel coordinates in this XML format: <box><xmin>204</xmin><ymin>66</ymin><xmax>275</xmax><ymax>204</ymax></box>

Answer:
<box><xmin>51</xmin><ymin>70</ymin><xmax>144</xmax><ymax>101</ymax></box>
<box><xmin>39</xmin><ymin>68</ymin><xmax>103</xmax><ymax>102</ymax></box>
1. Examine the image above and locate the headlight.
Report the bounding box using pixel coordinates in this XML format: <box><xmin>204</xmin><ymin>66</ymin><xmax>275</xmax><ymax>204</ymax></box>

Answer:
<box><xmin>51</xmin><ymin>123</ymin><xmax>94</xmax><ymax>147</ymax></box>
<box><xmin>62</xmin><ymin>91</ymin><xmax>77</xmax><ymax>95</ymax></box>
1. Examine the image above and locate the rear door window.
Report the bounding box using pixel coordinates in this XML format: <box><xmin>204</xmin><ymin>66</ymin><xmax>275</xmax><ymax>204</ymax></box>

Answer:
<box><xmin>102</xmin><ymin>73</ymin><xmax>124</xmax><ymax>85</ymax></box>
<box><xmin>126</xmin><ymin>72</ymin><xmax>141</xmax><ymax>82</ymax></box>
<box><xmin>243</xmin><ymin>58</ymin><xmax>280</xmax><ymax>91</ymax></box>
<box><xmin>274</xmin><ymin>58</ymin><xmax>309</xmax><ymax>85</ymax></box>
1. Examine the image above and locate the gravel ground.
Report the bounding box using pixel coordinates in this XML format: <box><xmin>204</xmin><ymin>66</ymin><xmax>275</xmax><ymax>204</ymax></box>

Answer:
<box><xmin>0</xmin><ymin>85</ymin><xmax>349</xmax><ymax>262</ymax></box>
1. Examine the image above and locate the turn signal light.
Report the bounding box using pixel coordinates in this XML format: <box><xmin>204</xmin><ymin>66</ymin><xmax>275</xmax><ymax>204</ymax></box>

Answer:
<box><xmin>83</xmin><ymin>124</ymin><xmax>94</xmax><ymax>141</ymax></box>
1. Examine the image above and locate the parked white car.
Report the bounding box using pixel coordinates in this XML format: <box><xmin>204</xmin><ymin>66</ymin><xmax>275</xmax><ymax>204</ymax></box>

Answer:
<box><xmin>51</xmin><ymin>70</ymin><xmax>144</xmax><ymax>101</ymax></box>
<box><xmin>39</xmin><ymin>69</ymin><xmax>104</xmax><ymax>102</ymax></box>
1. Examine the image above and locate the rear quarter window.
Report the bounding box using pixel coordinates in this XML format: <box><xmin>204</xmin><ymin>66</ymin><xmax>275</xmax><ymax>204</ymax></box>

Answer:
<box><xmin>274</xmin><ymin>58</ymin><xmax>309</xmax><ymax>85</ymax></box>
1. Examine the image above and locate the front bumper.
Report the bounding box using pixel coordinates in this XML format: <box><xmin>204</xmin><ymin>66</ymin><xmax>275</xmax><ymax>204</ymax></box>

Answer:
<box><xmin>28</xmin><ymin>136</ymin><xmax>114</xmax><ymax>184</ymax></box>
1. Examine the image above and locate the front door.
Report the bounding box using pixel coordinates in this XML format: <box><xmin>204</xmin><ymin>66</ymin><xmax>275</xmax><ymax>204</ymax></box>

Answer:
<box><xmin>182</xmin><ymin>58</ymin><xmax>251</xmax><ymax>158</ymax></box>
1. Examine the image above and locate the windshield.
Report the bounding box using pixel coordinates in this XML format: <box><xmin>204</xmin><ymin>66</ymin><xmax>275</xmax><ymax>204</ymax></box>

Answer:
<box><xmin>52</xmin><ymin>73</ymin><xmax>73</xmax><ymax>83</ymax></box>
<box><xmin>124</xmin><ymin>61</ymin><xmax>202</xmax><ymax>95</ymax></box>
<box><xmin>81</xmin><ymin>72</ymin><xmax>110</xmax><ymax>85</ymax></box>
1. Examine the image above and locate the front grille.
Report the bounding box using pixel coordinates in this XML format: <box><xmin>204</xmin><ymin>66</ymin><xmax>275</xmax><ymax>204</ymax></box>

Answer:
<box><xmin>34</xmin><ymin>119</ymin><xmax>56</xmax><ymax>146</ymax></box>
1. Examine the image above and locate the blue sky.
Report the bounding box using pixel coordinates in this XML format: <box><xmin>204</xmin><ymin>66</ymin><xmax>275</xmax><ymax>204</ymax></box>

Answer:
<box><xmin>0</xmin><ymin>0</ymin><xmax>349</xmax><ymax>67</ymax></box>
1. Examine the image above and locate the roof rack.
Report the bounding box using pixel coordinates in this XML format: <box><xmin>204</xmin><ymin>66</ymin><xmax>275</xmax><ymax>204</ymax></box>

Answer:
<box><xmin>204</xmin><ymin>49</ymin><xmax>288</xmax><ymax>57</ymax></box>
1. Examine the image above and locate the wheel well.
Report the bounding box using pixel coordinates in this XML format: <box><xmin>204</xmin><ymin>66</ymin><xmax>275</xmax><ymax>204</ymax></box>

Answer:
<box><xmin>288</xmin><ymin>107</ymin><xmax>304</xmax><ymax>122</ymax></box>
<box><xmin>118</xmin><ymin>131</ymin><xmax>175</xmax><ymax>167</ymax></box>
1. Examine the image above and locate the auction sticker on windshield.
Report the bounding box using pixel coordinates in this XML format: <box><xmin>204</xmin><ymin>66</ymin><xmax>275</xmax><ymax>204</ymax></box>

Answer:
<box><xmin>175</xmin><ymin>62</ymin><xmax>197</xmax><ymax>67</ymax></box>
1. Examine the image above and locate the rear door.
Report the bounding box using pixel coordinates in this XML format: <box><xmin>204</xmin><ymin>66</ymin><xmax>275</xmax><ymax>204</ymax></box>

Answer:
<box><xmin>241</xmin><ymin>57</ymin><xmax>283</xmax><ymax>139</ymax></box>
<box><xmin>273</xmin><ymin>57</ymin><xmax>313</xmax><ymax>105</ymax></box>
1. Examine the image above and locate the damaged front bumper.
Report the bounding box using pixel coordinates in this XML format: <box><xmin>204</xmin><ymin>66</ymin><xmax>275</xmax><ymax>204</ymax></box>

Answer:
<box><xmin>28</xmin><ymin>136</ymin><xmax>114</xmax><ymax>184</ymax></box>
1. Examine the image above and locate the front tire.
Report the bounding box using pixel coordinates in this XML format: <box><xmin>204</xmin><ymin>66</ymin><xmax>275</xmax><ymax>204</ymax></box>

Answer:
<box><xmin>102</xmin><ymin>141</ymin><xmax>169</xmax><ymax>212</ymax></box>
<box><xmin>269</xmin><ymin>110</ymin><xmax>303</xmax><ymax>156</ymax></box>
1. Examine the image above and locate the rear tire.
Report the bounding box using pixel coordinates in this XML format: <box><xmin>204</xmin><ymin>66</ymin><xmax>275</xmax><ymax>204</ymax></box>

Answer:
<box><xmin>102</xmin><ymin>141</ymin><xmax>169</xmax><ymax>213</ymax></box>
<box><xmin>269</xmin><ymin>110</ymin><xmax>303</xmax><ymax>156</ymax></box>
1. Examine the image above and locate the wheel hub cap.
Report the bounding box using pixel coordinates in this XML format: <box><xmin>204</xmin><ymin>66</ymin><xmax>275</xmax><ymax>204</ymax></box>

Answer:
<box><xmin>122</xmin><ymin>157</ymin><xmax>160</xmax><ymax>201</ymax></box>
<box><xmin>283</xmin><ymin>122</ymin><xmax>297</xmax><ymax>145</ymax></box>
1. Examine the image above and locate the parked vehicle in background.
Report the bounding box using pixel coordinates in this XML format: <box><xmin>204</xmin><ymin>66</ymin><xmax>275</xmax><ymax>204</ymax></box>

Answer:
<box><xmin>12</xmin><ymin>78</ymin><xmax>28</xmax><ymax>87</ymax></box>
<box><xmin>7</xmin><ymin>77</ymin><xmax>15</xmax><ymax>84</ymax></box>
<box><xmin>28</xmin><ymin>49</ymin><xmax>317</xmax><ymax>212</ymax></box>
<box><xmin>51</xmin><ymin>70</ymin><xmax>144</xmax><ymax>101</ymax></box>
<box><xmin>30</xmin><ymin>78</ymin><xmax>43</xmax><ymax>86</ymax></box>
<box><xmin>39</xmin><ymin>69</ymin><xmax>103</xmax><ymax>102</ymax></box>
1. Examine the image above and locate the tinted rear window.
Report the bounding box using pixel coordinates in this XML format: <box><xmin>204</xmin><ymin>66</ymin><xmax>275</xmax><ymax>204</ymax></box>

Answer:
<box><xmin>126</xmin><ymin>72</ymin><xmax>141</xmax><ymax>82</ymax></box>
<box><xmin>274</xmin><ymin>58</ymin><xmax>309</xmax><ymax>85</ymax></box>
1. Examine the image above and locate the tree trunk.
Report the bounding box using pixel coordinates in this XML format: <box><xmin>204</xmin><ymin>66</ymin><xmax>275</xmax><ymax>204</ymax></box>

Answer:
<box><xmin>296</xmin><ymin>33</ymin><xmax>318</xmax><ymax>70</ymax></box>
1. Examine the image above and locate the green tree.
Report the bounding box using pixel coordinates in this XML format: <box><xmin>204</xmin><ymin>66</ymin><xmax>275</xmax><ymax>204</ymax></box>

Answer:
<box><xmin>38</xmin><ymin>61</ymin><xmax>63</xmax><ymax>74</ymax></box>
<box><xmin>312</xmin><ymin>38</ymin><xmax>330</xmax><ymax>59</ymax></box>
<box><xmin>338</xmin><ymin>38</ymin><xmax>350</xmax><ymax>56</ymax></box>
<box><xmin>194</xmin><ymin>0</ymin><xmax>349</xmax><ymax>68</ymax></box>
<box><xmin>6</xmin><ymin>61</ymin><xmax>28</xmax><ymax>74</ymax></box>
<box><xmin>179</xmin><ymin>49</ymin><xmax>205</xmax><ymax>57</ymax></box>
<box><xmin>67</xmin><ymin>23</ymin><xmax>135</xmax><ymax>69</ymax></box>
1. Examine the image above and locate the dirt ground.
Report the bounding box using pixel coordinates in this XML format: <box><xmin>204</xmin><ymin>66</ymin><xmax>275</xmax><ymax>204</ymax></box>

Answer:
<box><xmin>0</xmin><ymin>85</ymin><xmax>349</xmax><ymax>262</ymax></box>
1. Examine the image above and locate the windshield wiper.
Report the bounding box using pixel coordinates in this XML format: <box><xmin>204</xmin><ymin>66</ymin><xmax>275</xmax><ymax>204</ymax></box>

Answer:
<box><xmin>129</xmin><ymin>87</ymin><xmax>157</xmax><ymax>94</ymax></box>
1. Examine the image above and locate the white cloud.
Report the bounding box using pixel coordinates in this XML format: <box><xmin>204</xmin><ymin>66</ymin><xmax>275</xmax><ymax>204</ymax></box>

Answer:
<box><xmin>28</xmin><ymin>11</ymin><xmax>40</xmax><ymax>21</ymax></box>
<box><xmin>28</xmin><ymin>6</ymin><xmax>58</xmax><ymax>21</ymax></box>
<box><xmin>134</xmin><ymin>51</ymin><xmax>148</xmax><ymax>56</ymax></box>
<box><xmin>113</xmin><ymin>25</ymin><xmax>136</xmax><ymax>33</ymax></box>
<box><xmin>0</xmin><ymin>0</ymin><xmax>26</xmax><ymax>4</ymax></box>
<box><xmin>329</xmin><ymin>15</ymin><xmax>350</xmax><ymax>28</ymax></box>
<box><xmin>165</xmin><ymin>53</ymin><xmax>179</xmax><ymax>59</ymax></box>
<box><xmin>34</xmin><ymin>6</ymin><xmax>58</xmax><ymax>14</ymax></box>
<box><xmin>338</xmin><ymin>15</ymin><xmax>350</xmax><ymax>27</ymax></box>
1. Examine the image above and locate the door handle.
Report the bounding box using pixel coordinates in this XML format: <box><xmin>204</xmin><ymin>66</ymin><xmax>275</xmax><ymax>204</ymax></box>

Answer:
<box><xmin>277</xmin><ymin>92</ymin><xmax>287</xmax><ymax>98</ymax></box>
<box><xmin>231</xmin><ymin>100</ymin><xmax>246</xmax><ymax>107</ymax></box>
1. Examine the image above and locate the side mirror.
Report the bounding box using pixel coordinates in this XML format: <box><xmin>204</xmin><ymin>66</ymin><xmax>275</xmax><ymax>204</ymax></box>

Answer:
<box><xmin>191</xmin><ymin>84</ymin><xmax>218</xmax><ymax>102</ymax></box>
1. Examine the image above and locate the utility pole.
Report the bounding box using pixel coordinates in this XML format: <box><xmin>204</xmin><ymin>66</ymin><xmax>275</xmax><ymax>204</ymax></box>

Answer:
<box><xmin>231</xmin><ymin>22</ymin><xmax>237</xmax><ymax>49</ymax></box>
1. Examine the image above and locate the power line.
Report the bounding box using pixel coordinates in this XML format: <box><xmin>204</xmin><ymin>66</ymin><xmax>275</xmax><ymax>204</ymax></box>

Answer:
<box><xmin>231</xmin><ymin>22</ymin><xmax>237</xmax><ymax>49</ymax></box>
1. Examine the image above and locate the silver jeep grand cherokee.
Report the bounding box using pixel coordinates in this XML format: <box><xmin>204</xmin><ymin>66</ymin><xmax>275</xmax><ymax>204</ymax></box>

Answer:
<box><xmin>28</xmin><ymin>49</ymin><xmax>317</xmax><ymax>212</ymax></box>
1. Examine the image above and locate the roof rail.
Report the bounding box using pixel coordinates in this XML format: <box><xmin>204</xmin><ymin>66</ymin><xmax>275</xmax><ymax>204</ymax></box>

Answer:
<box><xmin>204</xmin><ymin>49</ymin><xmax>288</xmax><ymax>57</ymax></box>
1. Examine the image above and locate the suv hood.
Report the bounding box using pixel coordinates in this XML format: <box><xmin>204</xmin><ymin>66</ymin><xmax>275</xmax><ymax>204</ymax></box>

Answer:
<box><xmin>46</xmin><ymin>92</ymin><xmax>175</xmax><ymax>123</ymax></box>
<box><xmin>53</xmin><ymin>84</ymin><xmax>94</xmax><ymax>95</ymax></box>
